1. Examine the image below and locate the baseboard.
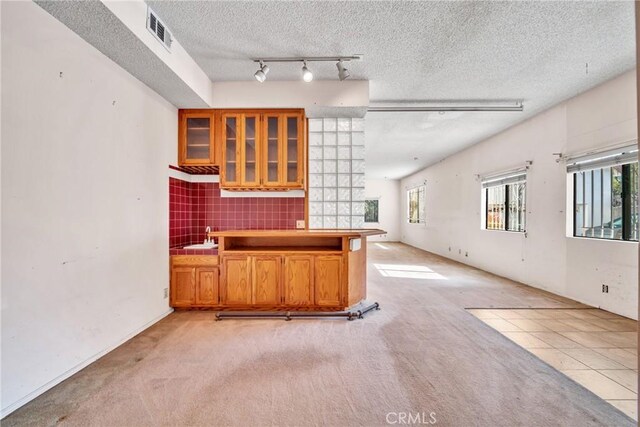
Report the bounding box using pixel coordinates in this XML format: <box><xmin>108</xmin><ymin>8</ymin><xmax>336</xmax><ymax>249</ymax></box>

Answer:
<box><xmin>400</xmin><ymin>241</ymin><xmax>638</xmax><ymax>320</ymax></box>
<box><xmin>0</xmin><ymin>308</ymin><xmax>174</xmax><ymax>419</ymax></box>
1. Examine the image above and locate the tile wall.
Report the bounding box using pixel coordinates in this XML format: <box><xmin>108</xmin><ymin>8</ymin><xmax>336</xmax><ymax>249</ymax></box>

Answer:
<box><xmin>308</xmin><ymin>117</ymin><xmax>365</xmax><ymax>229</ymax></box>
<box><xmin>169</xmin><ymin>178</ymin><xmax>304</xmax><ymax>249</ymax></box>
<box><xmin>169</xmin><ymin>178</ymin><xmax>193</xmax><ymax>248</ymax></box>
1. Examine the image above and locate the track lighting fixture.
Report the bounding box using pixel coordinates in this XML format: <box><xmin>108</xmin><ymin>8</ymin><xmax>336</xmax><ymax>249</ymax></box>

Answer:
<box><xmin>301</xmin><ymin>61</ymin><xmax>313</xmax><ymax>82</ymax></box>
<box><xmin>251</xmin><ymin>55</ymin><xmax>362</xmax><ymax>82</ymax></box>
<box><xmin>336</xmin><ymin>60</ymin><xmax>350</xmax><ymax>81</ymax></box>
<box><xmin>254</xmin><ymin>61</ymin><xmax>269</xmax><ymax>83</ymax></box>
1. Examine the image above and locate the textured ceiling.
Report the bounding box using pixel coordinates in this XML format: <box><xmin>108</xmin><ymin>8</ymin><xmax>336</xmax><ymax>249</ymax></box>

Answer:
<box><xmin>148</xmin><ymin>1</ymin><xmax>636</xmax><ymax>179</ymax></box>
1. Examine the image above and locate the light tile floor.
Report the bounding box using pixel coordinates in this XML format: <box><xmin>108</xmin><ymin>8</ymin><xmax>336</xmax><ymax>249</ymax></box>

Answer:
<box><xmin>468</xmin><ymin>308</ymin><xmax>638</xmax><ymax>421</ymax></box>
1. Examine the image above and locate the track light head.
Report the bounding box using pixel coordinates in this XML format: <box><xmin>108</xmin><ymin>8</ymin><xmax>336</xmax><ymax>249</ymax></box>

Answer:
<box><xmin>254</xmin><ymin>61</ymin><xmax>269</xmax><ymax>83</ymax></box>
<box><xmin>254</xmin><ymin>69</ymin><xmax>266</xmax><ymax>83</ymax></box>
<box><xmin>336</xmin><ymin>60</ymin><xmax>350</xmax><ymax>81</ymax></box>
<box><xmin>302</xmin><ymin>61</ymin><xmax>313</xmax><ymax>82</ymax></box>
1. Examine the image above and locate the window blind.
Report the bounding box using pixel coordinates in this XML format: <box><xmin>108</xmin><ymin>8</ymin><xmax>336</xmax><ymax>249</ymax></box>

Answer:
<box><xmin>481</xmin><ymin>169</ymin><xmax>527</xmax><ymax>189</ymax></box>
<box><xmin>566</xmin><ymin>143</ymin><xmax>638</xmax><ymax>173</ymax></box>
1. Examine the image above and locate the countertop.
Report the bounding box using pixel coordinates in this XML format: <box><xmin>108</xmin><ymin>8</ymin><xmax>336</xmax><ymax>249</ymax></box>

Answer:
<box><xmin>208</xmin><ymin>228</ymin><xmax>386</xmax><ymax>238</ymax></box>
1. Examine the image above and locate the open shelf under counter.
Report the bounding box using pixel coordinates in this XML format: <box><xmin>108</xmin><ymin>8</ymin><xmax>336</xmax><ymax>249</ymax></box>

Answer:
<box><xmin>210</xmin><ymin>229</ymin><xmax>385</xmax><ymax>252</ymax></box>
<box><xmin>209</xmin><ymin>229</ymin><xmax>386</xmax><ymax>239</ymax></box>
<box><xmin>222</xmin><ymin>246</ymin><xmax>343</xmax><ymax>254</ymax></box>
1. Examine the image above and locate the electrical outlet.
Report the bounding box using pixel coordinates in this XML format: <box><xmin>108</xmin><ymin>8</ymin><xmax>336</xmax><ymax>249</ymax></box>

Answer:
<box><xmin>602</xmin><ymin>284</ymin><xmax>609</xmax><ymax>293</ymax></box>
<box><xmin>448</xmin><ymin>247</ymin><xmax>451</xmax><ymax>252</ymax></box>
<box><xmin>465</xmin><ymin>252</ymin><xmax>468</xmax><ymax>257</ymax></box>
<box><xmin>164</xmin><ymin>288</ymin><xmax>168</xmax><ymax>299</ymax></box>
<box><xmin>296</xmin><ymin>220</ymin><xmax>305</xmax><ymax>229</ymax></box>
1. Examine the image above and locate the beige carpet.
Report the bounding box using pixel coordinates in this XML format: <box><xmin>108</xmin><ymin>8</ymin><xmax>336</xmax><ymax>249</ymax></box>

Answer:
<box><xmin>3</xmin><ymin>243</ymin><xmax>636</xmax><ymax>426</ymax></box>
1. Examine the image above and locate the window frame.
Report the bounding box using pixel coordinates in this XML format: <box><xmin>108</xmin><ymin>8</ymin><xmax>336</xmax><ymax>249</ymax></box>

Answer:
<box><xmin>364</xmin><ymin>198</ymin><xmax>379</xmax><ymax>224</ymax></box>
<box><xmin>407</xmin><ymin>184</ymin><xmax>426</xmax><ymax>225</ymax></box>
<box><xmin>572</xmin><ymin>162</ymin><xmax>638</xmax><ymax>242</ymax></box>
<box><xmin>484</xmin><ymin>181</ymin><xmax>527</xmax><ymax>233</ymax></box>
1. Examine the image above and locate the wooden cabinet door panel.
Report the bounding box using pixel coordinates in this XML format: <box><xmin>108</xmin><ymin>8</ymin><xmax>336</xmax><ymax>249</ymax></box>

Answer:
<box><xmin>314</xmin><ymin>256</ymin><xmax>343</xmax><ymax>306</ymax></box>
<box><xmin>221</xmin><ymin>114</ymin><xmax>241</xmax><ymax>187</ymax></box>
<box><xmin>171</xmin><ymin>267</ymin><xmax>196</xmax><ymax>307</ymax></box>
<box><xmin>282</xmin><ymin>114</ymin><xmax>304</xmax><ymax>188</ymax></box>
<box><xmin>179</xmin><ymin>111</ymin><xmax>215</xmax><ymax>166</ymax></box>
<box><xmin>221</xmin><ymin>257</ymin><xmax>251</xmax><ymax>305</ymax></box>
<box><xmin>196</xmin><ymin>267</ymin><xmax>219</xmax><ymax>306</ymax></box>
<box><xmin>262</xmin><ymin>114</ymin><xmax>282</xmax><ymax>187</ymax></box>
<box><xmin>219</xmin><ymin>110</ymin><xmax>305</xmax><ymax>190</ymax></box>
<box><xmin>241</xmin><ymin>114</ymin><xmax>261</xmax><ymax>188</ymax></box>
<box><xmin>283</xmin><ymin>256</ymin><xmax>313</xmax><ymax>305</ymax></box>
<box><xmin>252</xmin><ymin>256</ymin><xmax>281</xmax><ymax>305</ymax></box>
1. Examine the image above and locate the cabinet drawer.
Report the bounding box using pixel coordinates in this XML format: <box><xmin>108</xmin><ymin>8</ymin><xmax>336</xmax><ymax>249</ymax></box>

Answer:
<box><xmin>171</xmin><ymin>255</ymin><xmax>218</xmax><ymax>267</ymax></box>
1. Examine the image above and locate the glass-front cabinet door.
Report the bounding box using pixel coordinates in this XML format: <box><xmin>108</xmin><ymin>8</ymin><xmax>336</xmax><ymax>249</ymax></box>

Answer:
<box><xmin>219</xmin><ymin>110</ymin><xmax>305</xmax><ymax>190</ymax></box>
<box><xmin>179</xmin><ymin>111</ymin><xmax>215</xmax><ymax>165</ymax></box>
<box><xmin>222</xmin><ymin>114</ymin><xmax>240</xmax><ymax>186</ymax></box>
<box><xmin>263</xmin><ymin>115</ymin><xmax>281</xmax><ymax>186</ymax></box>
<box><xmin>241</xmin><ymin>114</ymin><xmax>261</xmax><ymax>187</ymax></box>
<box><xmin>282</xmin><ymin>114</ymin><xmax>303</xmax><ymax>188</ymax></box>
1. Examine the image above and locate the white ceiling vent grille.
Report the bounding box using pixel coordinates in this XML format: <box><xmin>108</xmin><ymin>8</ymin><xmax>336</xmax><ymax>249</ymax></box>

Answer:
<box><xmin>147</xmin><ymin>7</ymin><xmax>172</xmax><ymax>52</ymax></box>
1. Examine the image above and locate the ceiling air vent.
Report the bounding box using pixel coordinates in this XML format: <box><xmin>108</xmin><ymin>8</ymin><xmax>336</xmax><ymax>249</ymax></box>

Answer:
<box><xmin>146</xmin><ymin>7</ymin><xmax>172</xmax><ymax>52</ymax></box>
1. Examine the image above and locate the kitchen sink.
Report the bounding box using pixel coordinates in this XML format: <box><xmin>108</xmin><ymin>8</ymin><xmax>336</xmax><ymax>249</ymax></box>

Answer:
<box><xmin>183</xmin><ymin>242</ymin><xmax>217</xmax><ymax>250</ymax></box>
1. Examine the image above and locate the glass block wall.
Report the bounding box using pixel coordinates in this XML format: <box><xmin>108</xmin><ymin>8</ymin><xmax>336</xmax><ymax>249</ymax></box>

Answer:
<box><xmin>308</xmin><ymin>118</ymin><xmax>365</xmax><ymax>229</ymax></box>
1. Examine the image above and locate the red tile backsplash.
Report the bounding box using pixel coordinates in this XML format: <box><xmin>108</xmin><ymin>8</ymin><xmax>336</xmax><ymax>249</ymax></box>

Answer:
<box><xmin>169</xmin><ymin>178</ymin><xmax>304</xmax><ymax>249</ymax></box>
<box><xmin>169</xmin><ymin>178</ymin><xmax>193</xmax><ymax>249</ymax></box>
<box><xmin>169</xmin><ymin>248</ymin><xmax>218</xmax><ymax>256</ymax></box>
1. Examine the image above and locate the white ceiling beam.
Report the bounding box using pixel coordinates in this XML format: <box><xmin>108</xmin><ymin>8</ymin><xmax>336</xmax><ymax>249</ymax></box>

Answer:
<box><xmin>210</xmin><ymin>80</ymin><xmax>370</xmax><ymax>118</ymax></box>
<box><xmin>35</xmin><ymin>0</ymin><xmax>212</xmax><ymax>108</ymax></box>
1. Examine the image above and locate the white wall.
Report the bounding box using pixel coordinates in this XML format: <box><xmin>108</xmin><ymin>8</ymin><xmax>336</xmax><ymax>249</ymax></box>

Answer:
<box><xmin>400</xmin><ymin>70</ymin><xmax>638</xmax><ymax>319</ymax></box>
<box><xmin>365</xmin><ymin>179</ymin><xmax>400</xmax><ymax>241</ymax></box>
<box><xmin>1</xmin><ymin>1</ymin><xmax>175</xmax><ymax>415</ymax></box>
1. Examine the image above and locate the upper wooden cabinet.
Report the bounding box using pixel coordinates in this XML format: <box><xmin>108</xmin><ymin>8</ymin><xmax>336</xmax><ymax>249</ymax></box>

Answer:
<box><xmin>222</xmin><ymin>113</ymin><xmax>261</xmax><ymax>188</ymax></box>
<box><xmin>178</xmin><ymin>110</ymin><xmax>216</xmax><ymax>166</ymax></box>
<box><xmin>261</xmin><ymin>113</ymin><xmax>304</xmax><ymax>189</ymax></box>
<box><xmin>178</xmin><ymin>109</ymin><xmax>305</xmax><ymax>190</ymax></box>
<box><xmin>283</xmin><ymin>114</ymin><xmax>304</xmax><ymax>187</ymax></box>
<box><xmin>221</xmin><ymin>110</ymin><xmax>305</xmax><ymax>190</ymax></box>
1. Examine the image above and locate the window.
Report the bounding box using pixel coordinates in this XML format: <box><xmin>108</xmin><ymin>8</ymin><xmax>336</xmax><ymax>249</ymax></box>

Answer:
<box><xmin>407</xmin><ymin>185</ymin><xmax>425</xmax><ymax>224</ymax></box>
<box><xmin>482</xmin><ymin>170</ymin><xmax>526</xmax><ymax>232</ymax></box>
<box><xmin>567</xmin><ymin>143</ymin><xmax>638</xmax><ymax>242</ymax></box>
<box><xmin>573</xmin><ymin>163</ymin><xmax>638</xmax><ymax>241</ymax></box>
<box><xmin>364</xmin><ymin>199</ymin><xmax>379</xmax><ymax>223</ymax></box>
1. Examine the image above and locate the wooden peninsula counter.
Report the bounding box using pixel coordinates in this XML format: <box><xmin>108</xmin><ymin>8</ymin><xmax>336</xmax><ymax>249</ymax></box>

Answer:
<box><xmin>170</xmin><ymin>229</ymin><xmax>385</xmax><ymax>311</ymax></box>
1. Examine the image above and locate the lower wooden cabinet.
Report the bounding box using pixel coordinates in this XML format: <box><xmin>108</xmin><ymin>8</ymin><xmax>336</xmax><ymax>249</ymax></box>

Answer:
<box><xmin>283</xmin><ymin>255</ymin><xmax>314</xmax><ymax>305</ymax></box>
<box><xmin>252</xmin><ymin>255</ymin><xmax>281</xmax><ymax>305</ymax></box>
<box><xmin>171</xmin><ymin>253</ymin><xmax>346</xmax><ymax>309</ymax></box>
<box><xmin>170</xmin><ymin>256</ymin><xmax>219</xmax><ymax>308</ymax></box>
<box><xmin>196</xmin><ymin>268</ymin><xmax>219</xmax><ymax>305</ymax></box>
<box><xmin>171</xmin><ymin>267</ymin><xmax>197</xmax><ymax>307</ymax></box>
<box><xmin>220</xmin><ymin>256</ymin><xmax>252</xmax><ymax>305</ymax></box>
<box><xmin>314</xmin><ymin>256</ymin><xmax>343</xmax><ymax>306</ymax></box>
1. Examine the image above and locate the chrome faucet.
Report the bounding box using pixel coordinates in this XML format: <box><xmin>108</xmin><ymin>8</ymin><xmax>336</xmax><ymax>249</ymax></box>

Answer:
<box><xmin>205</xmin><ymin>226</ymin><xmax>211</xmax><ymax>243</ymax></box>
